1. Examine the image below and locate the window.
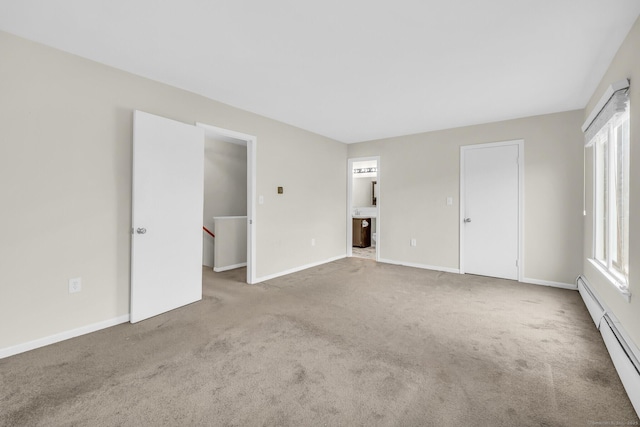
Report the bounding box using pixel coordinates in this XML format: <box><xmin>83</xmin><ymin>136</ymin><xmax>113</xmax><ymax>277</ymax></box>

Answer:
<box><xmin>590</xmin><ymin>97</ymin><xmax>630</xmax><ymax>292</ymax></box>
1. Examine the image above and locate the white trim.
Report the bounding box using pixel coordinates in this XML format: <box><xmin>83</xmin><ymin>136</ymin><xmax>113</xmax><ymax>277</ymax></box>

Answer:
<box><xmin>459</xmin><ymin>148</ymin><xmax>466</xmax><ymax>273</ymax></box>
<box><xmin>581</xmin><ymin>79</ymin><xmax>630</xmax><ymax>132</ymax></box>
<box><xmin>587</xmin><ymin>258</ymin><xmax>631</xmax><ymax>302</ymax></box>
<box><xmin>0</xmin><ymin>315</ymin><xmax>130</xmax><ymax>359</ymax></box>
<box><xmin>248</xmin><ymin>133</ymin><xmax>257</xmax><ymax>284</ymax></box>
<box><xmin>253</xmin><ymin>254</ymin><xmax>347</xmax><ymax>284</ymax></box>
<box><xmin>583</xmin><ymin>145</ymin><xmax>587</xmax><ymax>216</ymax></box>
<box><xmin>459</xmin><ymin>139</ymin><xmax>524</xmax><ymax>281</ymax></box>
<box><xmin>519</xmin><ymin>142</ymin><xmax>525</xmax><ymax>283</ymax></box>
<box><xmin>196</xmin><ymin>122</ymin><xmax>257</xmax><ymax>285</ymax></box>
<box><xmin>521</xmin><ymin>277</ymin><xmax>577</xmax><ymax>290</ymax></box>
<box><xmin>213</xmin><ymin>262</ymin><xmax>247</xmax><ymax>272</ymax></box>
<box><xmin>378</xmin><ymin>258</ymin><xmax>460</xmax><ymax>274</ymax></box>
<box><xmin>591</xmin><ymin>138</ymin><xmax>597</xmax><ymax>263</ymax></box>
<box><xmin>588</xmin><ymin>110</ymin><xmax>631</xmax><ymax>298</ymax></box>
<box><xmin>347</xmin><ymin>156</ymin><xmax>381</xmax><ymax>262</ymax></box>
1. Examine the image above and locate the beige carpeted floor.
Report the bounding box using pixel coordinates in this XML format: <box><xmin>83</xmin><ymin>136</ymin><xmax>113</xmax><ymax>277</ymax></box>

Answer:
<box><xmin>1</xmin><ymin>258</ymin><xmax>638</xmax><ymax>426</ymax></box>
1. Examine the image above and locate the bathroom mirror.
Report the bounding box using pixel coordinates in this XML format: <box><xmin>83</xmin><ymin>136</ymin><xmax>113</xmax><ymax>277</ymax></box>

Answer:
<box><xmin>372</xmin><ymin>181</ymin><xmax>377</xmax><ymax>206</ymax></box>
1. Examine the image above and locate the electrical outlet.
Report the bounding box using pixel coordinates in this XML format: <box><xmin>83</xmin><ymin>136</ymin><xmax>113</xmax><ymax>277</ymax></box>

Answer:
<box><xmin>410</xmin><ymin>238</ymin><xmax>417</xmax><ymax>247</ymax></box>
<box><xmin>446</xmin><ymin>197</ymin><xmax>453</xmax><ymax>206</ymax></box>
<box><xmin>259</xmin><ymin>195</ymin><xmax>264</xmax><ymax>204</ymax></box>
<box><xmin>311</xmin><ymin>238</ymin><xmax>316</xmax><ymax>246</ymax></box>
<box><xmin>69</xmin><ymin>277</ymin><xmax>82</xmax><ymax>293</ymax></box>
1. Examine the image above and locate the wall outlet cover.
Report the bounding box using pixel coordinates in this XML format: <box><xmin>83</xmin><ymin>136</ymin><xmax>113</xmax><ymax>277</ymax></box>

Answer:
<box><xmin>69</xmin><ymin>277</ymin><xmax>82</xmax><ymax>293</ymax></box>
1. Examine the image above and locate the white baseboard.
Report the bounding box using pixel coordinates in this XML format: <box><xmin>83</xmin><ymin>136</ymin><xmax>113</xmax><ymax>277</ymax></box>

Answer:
<box><xmin>521</xmin><ymin>277</ymin><xmax>577</xmax><ymax>290</ymax></box>
<box><xmin>0</xmin><ymin>314</ymin><xmax>130</xmax><ymax>359</ymax></box>
<box><xmin>254</xmin><ymin>254</ymin><xmax>347</xmax><ymax>283</ymax></box>
<box><xmin>214</xmin><ymin>262</ymin><xmax>247</xmax><ymax>272</ymax></box>
<box><xmin>378</xmin><ymin>258</ymin><xmax>460</xmax><ymax>274</ymax></box>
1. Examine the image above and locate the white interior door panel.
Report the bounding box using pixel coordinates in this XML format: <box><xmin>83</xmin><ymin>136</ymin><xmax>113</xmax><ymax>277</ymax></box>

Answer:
<box><xmin>462</xmin><ymin>143</ymin><xmax>520</xmax><ymax>280</ymax></box>
<box><xmin>131</xmin><ymin>110</ymin><xmax>204</xmax><ymax>323</ymax></box>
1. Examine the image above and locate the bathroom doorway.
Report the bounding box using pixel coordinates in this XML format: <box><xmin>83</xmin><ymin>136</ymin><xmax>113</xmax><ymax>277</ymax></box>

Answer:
<box><xmin>347</xmin><ymin>157</ymin><xmax>380</xmax><ymax>261</ymax></box>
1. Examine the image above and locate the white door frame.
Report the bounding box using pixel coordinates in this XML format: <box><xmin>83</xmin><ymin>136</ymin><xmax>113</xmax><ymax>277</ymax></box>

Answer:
<box><xmin>459</xmin><ymin>140</ymin><xmax>524</xmax><ymax>281</ymax></box>
<box><xmin>196</xmin><ymin>122</ymin><xmax>257</xmax><ymax>284</ymax></box>
<box><xmin>347</xmin><ymin>156</ymin><xmax>381</xmax><ymax>261</ymax></box>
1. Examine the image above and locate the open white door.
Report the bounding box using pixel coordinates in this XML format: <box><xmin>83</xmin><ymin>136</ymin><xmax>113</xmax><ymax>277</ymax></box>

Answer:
<box><xmin>461</xmin><ymin>141</ymin><xmax>522</xmax><ymax>280</ymax></box>
<box><xmin>131</xmin><ymin>110</ymin><xmax>205</xmax><ymax>323</ymax></box>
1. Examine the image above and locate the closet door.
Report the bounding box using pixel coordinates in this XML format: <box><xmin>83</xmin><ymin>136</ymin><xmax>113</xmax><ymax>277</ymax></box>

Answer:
<box><xmin>461</xmin><ymin>142</ymin><xmax>520</xmax><ymax>280</ymax></box>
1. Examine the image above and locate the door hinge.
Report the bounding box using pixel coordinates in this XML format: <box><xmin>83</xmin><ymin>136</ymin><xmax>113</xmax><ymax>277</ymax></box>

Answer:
<box><xmin>249</xmin><ymin>219</ymin><xmax>253</xmax><ymax>225</ymax></box>
<box><xmin>516</xmin><ymin>259</ymin><xmax>519</xmax><ymax>267</ymax></box>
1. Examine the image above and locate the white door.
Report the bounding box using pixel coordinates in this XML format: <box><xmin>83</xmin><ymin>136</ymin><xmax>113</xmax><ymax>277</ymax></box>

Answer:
<box><xmin>131</xmin><ymin>110</ymin><xmax>205</xmax><ymax>323</ymax></box>
<box><xmin>461</xmin><ymin>142</ymin><xmax>520</xmax><ymax>280</ymax></box>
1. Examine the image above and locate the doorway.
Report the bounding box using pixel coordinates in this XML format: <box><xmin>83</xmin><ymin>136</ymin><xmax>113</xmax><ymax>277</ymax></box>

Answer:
<box><xmin>196</xmin><ymin>122</ymin><xmax>257</xmax><ymax>285</ymax></box>
<box><xmin>347</xmin><ymin>156</ymin><xmax>380</xmax><ymax>261</ymax></box>
<box><xmin>460</xmin><ymin>140</ymin><xmax>523</xmax><ymax>280</ymax></box>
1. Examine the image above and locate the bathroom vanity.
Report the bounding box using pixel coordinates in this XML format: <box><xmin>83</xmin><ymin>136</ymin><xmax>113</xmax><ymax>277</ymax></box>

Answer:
<box><xmin>352</xmin><ymin>217</ymin><xmax>371</xmax><ymax>248</ymax></box>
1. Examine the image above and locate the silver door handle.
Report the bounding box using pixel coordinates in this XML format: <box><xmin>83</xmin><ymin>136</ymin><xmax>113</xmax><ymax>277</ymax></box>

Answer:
<box><xmin>463</xmin><ymin>218</ymin><xmax>471</xmax><ymax>223</ymax></box>
<box><xmin>136</xmin><ymin>227</ymin><xmax>147</xmax><ymax>234</ymax></box>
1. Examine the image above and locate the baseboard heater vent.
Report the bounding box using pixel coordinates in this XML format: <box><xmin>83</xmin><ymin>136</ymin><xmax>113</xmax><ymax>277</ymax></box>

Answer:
<box><xmin>577</xmin><ymin>276</ymin><xmax>605</xmax><ymax>326</ymax></box>
<box><xmin>577</xmin><ymin>276</ymin><xmax>640</xmax><ymax>416</ymax></box>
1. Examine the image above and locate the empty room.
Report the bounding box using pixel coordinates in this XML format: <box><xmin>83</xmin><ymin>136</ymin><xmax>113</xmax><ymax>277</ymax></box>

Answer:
<box><xmin>1</xmin><ymin>1</ymin><xmax>640</xmax><ymax>425</ymax></box>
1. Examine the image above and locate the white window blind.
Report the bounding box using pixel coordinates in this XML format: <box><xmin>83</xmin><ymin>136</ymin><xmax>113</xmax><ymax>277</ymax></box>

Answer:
<box><xmin>583</xmin><ymin>79</ymin><xmax>631</xmax><ymax>296</ymax></box>
<box><xmin>583</xmin><ymin>80</ymin><xmax>630</xmax><ymax>145</ymax></box>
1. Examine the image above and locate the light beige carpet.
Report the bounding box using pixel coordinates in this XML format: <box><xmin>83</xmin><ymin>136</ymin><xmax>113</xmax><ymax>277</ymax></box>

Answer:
<box><xmin>1</xmin><ymin>258</ymin><xmax>638</xmax><ymax>426</ymax></box>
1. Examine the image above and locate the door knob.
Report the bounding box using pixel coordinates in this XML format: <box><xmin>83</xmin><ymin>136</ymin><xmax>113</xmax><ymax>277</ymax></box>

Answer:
<box><xmin>463</xmin><ymin>218</ymin><xmax>471</xmax><ymax>223</ymax></box>
<box><xmin>136</xmin><ymin>227</ymin><xmax>147</xmax><ymax>234</ymax></box>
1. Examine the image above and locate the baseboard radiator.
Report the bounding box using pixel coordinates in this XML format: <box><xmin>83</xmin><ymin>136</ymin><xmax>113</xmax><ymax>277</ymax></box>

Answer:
<box><xmin>577</xmin><ymin>276</ymin><xmax>640</xmax><ymax>416</ymax></box>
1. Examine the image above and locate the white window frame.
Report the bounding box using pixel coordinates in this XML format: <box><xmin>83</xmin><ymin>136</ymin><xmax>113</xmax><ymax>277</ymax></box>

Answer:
<box><xmin>589</xmin><ymin>107</ymin><xmax>630</xmax><ymax>300</ymax></box>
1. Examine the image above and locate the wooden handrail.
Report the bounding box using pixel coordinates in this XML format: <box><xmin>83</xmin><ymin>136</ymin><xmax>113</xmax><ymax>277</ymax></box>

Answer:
<box><xmin>203</xmin><ymin>226</ymin><xmax>215</xmax><ymax>238</ymax></box>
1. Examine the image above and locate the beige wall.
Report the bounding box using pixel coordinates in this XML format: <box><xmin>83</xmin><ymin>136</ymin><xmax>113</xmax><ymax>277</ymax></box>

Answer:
<box><xmin>348</xmin><ymin>110</ymin><xmax>584</xmax><ymax>284</ymax></box>
<box><xmin>0</xmin><ymin>31</ymin><xmax>347</xmax><ymax>350</ymax></box>
<box><xmin>213</xmin><ymin>217</ymin><xmax>247</xmax><ymax>271</ymax></box>
<box><xmin>582</xmin><ymin>17</ymin><xmax>640</xmax><ymax>349</ymax></box>
<box><xmin>203</xmin><ymin>138</ymin><xmax>247</xmax><ymax>268</ymax></box>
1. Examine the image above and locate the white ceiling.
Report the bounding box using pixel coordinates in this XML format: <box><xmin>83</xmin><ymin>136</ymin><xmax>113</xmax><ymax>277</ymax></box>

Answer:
<box><xmin>1</xmin><ymin>1</ymin><xmax>639</xmax><ymax>143</ymax></box>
